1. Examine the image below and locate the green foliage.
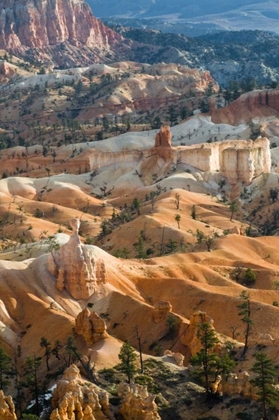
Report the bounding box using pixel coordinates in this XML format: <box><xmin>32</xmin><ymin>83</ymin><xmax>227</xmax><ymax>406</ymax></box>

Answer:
<box><xmin>40</xmin><ymin>337</ymin><xmax>51</xmax><ymax>371</ymax></box>
<box><xmin>190</xmin><ymin>322</ymin><xmax>235</xmax><ymax>394</ymax></box>
<box><xmin>0</xmin><ymin>347</ymin><xmax>12</xmax><ymax>391</ymax></box>
<box><xmin>250</xmin><ymin>352</ymin><xmax>279</xmax><ymax>419</ymax></box>
<box><xmin>243</xmin><ymin>268</ymin><xmax>256</xmax><ymax>286</ymax></box>
<box><xmin>193</xmin><ymin>229</ymin><xmax>217</xmax><ymax>252</ymax></box>
<box><xmin>22</xmin><ymin>355</ymin><xmax>42</xmax><ymax>416</ymax></box>
<box><xmin>22</xmin><ymin>415</ymin><xmax>40</xmax><ymax>420</ymax></box>
<box><xmin>166</xmin><ymin>315</ymin><xmax>179</xmax><ymax>333</ymax></box>
<box><xmin>191</xmin><ymin>205</ymin><xmax>196</xmax><ymax>220</ymax></box>
<box><xmin>136</xmin><ymin>236</ymin><xmax>146</xmax><ymax>259</ymax></box>
<box><xmin>269</xmin><ymin>188</ymin><xmax>278</xmax><ymax>204</ymax></box>
<box><xmin>229</xmin><ymin>201</ymin><xmax>238</xmax><ymax>221</ymax></box>
<box><xmin>100</xmin><ymin>219</ymin><xmax>113</xmax><ymax>236</ymax></box>
<box><xmin>118</xmin><ymin>342</ymin><xmax>137</xmax><ymax>383</ymax></box>
<box><xmin>175</xmin><ymin>213</ymin><xmax>181</xmax><ymax>229</ymax></box>
<box><xmin>114</xmin><ymin>247</ymin><xmax>130</xmax><ymax>258</ymax></box>
<box><xmin>237</xmin><ymin>291</ymin><xmax>253</xmax><ymax>357</ymax></box>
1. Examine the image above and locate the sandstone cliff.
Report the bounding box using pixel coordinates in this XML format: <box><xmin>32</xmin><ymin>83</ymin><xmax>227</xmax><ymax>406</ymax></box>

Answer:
<box><xmin>0</xmin><ymin>0</ymin><xmax>128</xmax><ymax>65</ymax></box>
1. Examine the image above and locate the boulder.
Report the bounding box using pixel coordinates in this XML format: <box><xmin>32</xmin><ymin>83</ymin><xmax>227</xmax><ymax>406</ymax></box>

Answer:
<box><xmin>75</xmin><ymin>308</ymin><xmax>108</xmax><ymax>344</ymax></box>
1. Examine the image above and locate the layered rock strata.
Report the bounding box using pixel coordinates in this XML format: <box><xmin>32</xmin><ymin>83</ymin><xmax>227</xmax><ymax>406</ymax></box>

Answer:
<box><xmin>75</xmin><ymin>308</ymin><xmax>108</xmax><ymax>344</ymax></box>
<box><xmin>48</xmin><ymin>218</ymin><xmax>107</xmax><ymax>299</ymax></box>
<box><xmin>0</xmin><ymin>0</ymin><xmax>127</xmax><ymax>65</ymax></box>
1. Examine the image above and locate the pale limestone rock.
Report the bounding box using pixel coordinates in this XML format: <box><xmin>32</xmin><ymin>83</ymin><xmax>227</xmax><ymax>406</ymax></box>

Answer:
<box><xmin>118</xmin><ymin>382</ymin><xmax>161</xmax><ymax>420</ymax></box>
<box><xmin>0</xmin><ymin>391</ymin><xmax>17</xmax><ymax>420</ymax></box>
<box><xmin>178</xmin><ymin>137</ymin><xmax>271</xmax><ymax>185</ymax></box>
<box><xmin>153</xmin><ymin>301</ymin><xmax>172</xmax><ymax>323</ymax></box>
<box><xmin>48</xmin><ymin>218</ymin><xmax>107</xmax><ymax>299</ymax></box>
<box><xmin>51</xmin><ymin>364</ymin><xmax>112</xmax><ymax>420</ymax></box>
<box><xmin>255</xmin><ymin>333</ymin><xmax>275</xmax><ymax>346</ymax></box>
<box><xmin>163</xmin><ymin>350</ymin><xmax>184</xmax><ymax>366</ymax></box>
<box><xmin>75</xmin><ymin>308</ymin><xmax>108</xmax><ymax>344</ymax></box>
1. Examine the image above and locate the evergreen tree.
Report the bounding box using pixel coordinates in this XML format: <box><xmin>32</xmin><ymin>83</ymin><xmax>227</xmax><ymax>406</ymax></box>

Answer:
<box><xmin>250</xmin><ymin>352</ymin><xmax>279</xmax><ymax>420</ymax></box>
<box><xmin>237</xmin><ymin>291</ymin><xmax>253</xmax><ymax>357</ymax></box>
<box><xmin>0</xmin><ymin>347</ymin><xmax>12</xmax><ymax>391</ymax></box>
<box><xmin>40</xmin><ymin>337</ymin><xmax>51</xmax><ymax>371</ymax></box>
<box><xmin>132</xmin><ymin>198</ymin><xmax>141</xmax><ymax>215</ymax></box>
<box><xmin>118</xmin><ymin>341</ymin><xmax>137</xmax><ymax>383</ymax></box>
<box><xmin>175</xmin><ymin>214</ymin><xmax>181</xmax><ymax>229</ymax></box>
<box><xmin>23</xmin><ymin>355</ymin><xmax>42</xmax><ymax>417</ymax></box>
<box><xmin>229</xmin><ymin>200</ymin><xmax>238</xmax><ymax>221</ymax></box>
<box><xmin>190</xmin><ymin>322</ymin><xmax>235</xmax><ymax>395</ymax></box>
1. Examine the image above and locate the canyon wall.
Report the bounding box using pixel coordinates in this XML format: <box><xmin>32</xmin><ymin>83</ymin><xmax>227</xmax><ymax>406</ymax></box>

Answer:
<box><xmin>87</xmin><ymin>137</ymin><xmax>271</xmax><ymax>186</ymax></box>
<box><xmin>178</xmin><ymin>137</ymin><xmax>271</xmax><ymax>184</ymax></box>
<box><xmin>0</xmin><ymin>0</ymin><xmax>128</xmax><ymax>65</ymax></box>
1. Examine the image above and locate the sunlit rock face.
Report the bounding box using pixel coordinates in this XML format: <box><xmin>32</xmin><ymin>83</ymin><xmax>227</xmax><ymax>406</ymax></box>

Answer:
<box><xmin>48</xmin><ymin>218</ymin><xmax>107</xmax><ymax>299</ymax></box>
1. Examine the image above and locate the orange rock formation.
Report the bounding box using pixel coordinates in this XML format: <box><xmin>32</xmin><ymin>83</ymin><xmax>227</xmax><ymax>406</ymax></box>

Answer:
<box><xmin>48</xmin><ymin>218</ymin><xmax>107</xmax><ymax>299</ymax></box>
<box><xmin>75</xmin><ymin>308</ymin><xmax>108</xmax><ymax>344</ymax></box>
<box><xmin>0</xmin><ymin>391</ymin><xmax>17</xmax><ymax>420</ymax></box>
<box><xmin>118</xmin><ymin>382</ymin><xmax>161</xmax><ymax>420</ymax></box>
<box><xmin>154</xmin><ymin>125</ymin><xmax>172</xmax><ymax>148</ymax></box>
<box><xmin>50</xmin><ymin>364</ymin><xmax>112</xmax><ymax>420</ymax></box>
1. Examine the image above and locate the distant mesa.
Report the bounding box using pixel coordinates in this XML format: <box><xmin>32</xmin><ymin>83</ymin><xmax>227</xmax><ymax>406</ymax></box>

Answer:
<box><xmin>47</xmin><ymin>218</ymin><xmax>107</xmax><ymax>299</ymax></box>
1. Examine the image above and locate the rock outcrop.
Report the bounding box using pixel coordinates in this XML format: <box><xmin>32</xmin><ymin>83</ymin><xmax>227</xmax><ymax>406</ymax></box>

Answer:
<box><xmin>48</xmin><ymin>218</ymin><xmax>107</xmax><ymax>299</ymax></box>
<box><xmin>212</xmin><ymin>89</ymin><xmax>279</xmax><ymax>125</ymax></box>
<box><xmin>153</xmin><ymin>301</ymin><xmax>172</xmax><ymax>323</ymax></box>
<box><xmin>50</xmin><ymin>364</ymin><xmax>112</xmax><ymax>420</ymax></box>
<box><xmin>75</xmin><ymin>308</ymin><xmax>108</xmax><ymax>344</ymax></box>
<box><xmin>154</xmin><ymin>125</ymin><xmax>172</xmax><ymax>148</ymax></box>
<box><xmin>0</xmin><ymin>391</ymin><xmax>17</xmax><ymax>420</ymax></box>
<box><xmin>0</xmin><ymin>0</ymin><xmax>127</xmax><ymax>66</ymax></box>
<box><xmin>177</xmin><ymin>137</ymin><xmax>271</xmax><ymax>185</ymax></box>
<box><xmin>164</xmin><ymin>350</ymin><xmax>184</xmax><ymax>366</ymax></box>
<box><xmin>180</xmin><ymin>311</ymin><xmax>214</xmax><ymax>356</ymax></box>
<box><xmin>118</xmin><ymin>382</ymin><xmax>161</xmax><ymax>420</ymax></box>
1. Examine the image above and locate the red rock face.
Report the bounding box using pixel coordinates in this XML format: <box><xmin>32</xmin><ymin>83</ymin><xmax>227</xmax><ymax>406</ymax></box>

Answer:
<box><xmin>0</xmin><ymin>0</ymin><xmax>129</xmax><ymax>65</ymax></box>
<box><xmin>212</xmin><ymin>89</ymin><xmax>279</xmax><ymax>125</ymax></box>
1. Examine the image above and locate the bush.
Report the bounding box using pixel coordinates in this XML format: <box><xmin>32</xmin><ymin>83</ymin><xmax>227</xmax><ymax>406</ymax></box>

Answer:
<box><xmin>243</xmin><ymin>268</ymin><xmax>256</xmax><ymax>286</ymax></box>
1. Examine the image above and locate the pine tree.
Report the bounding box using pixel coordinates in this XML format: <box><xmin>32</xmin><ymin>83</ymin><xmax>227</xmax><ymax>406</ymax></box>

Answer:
<box><xmin>237</xmin><ymin>291</ymin><xmax>253</xmax><ymax>357</ymax></box>
<box><xmin>118</xmin><ymin>342</ymin><xmax>137</xmax><ymax>383</ymax></box>
<box><xmin>250</xmin><ymin>352</ymin><xmax>279</xmax><ymax>420</ymax></box>
<box><xmin>40</xmin><ymin>337</ymin><xmax>51</xmax><ymax>371</ymax></box>
<box><xmin>190</xmin><ymin>322</ymin><xmax>235</xmax><ymax>395</ymax></box>
<box><xmin>0</xmin><ymin>347</ymin><xmax>12</xmax><ymax>391</ymax></box>
<box><xmin>229</xmin><ymin>201</ymin><xmax>238</xmax><ymax>221</ymax></box>
<box><xmin>23</xmin><ymin>355</ymin><xmax>42</xmax><ymax>417</ymax></box>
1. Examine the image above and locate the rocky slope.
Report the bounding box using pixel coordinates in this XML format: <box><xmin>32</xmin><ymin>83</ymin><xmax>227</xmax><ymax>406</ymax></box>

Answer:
<box><xmin>110</xmin><ymin>28</ymin><xmax>279</xmax><ymax>86</ymax></box>
<box><xmin>1</xmin><ymin>117</ymin><xmax>279</xmax><ymax>418</ymax></box>
<box><xmin>0</xmin><ymin>0</ymin><xmax>130</xmax><ymax>66</ymax></box>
